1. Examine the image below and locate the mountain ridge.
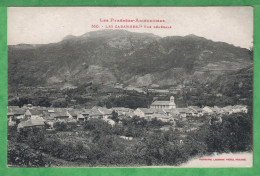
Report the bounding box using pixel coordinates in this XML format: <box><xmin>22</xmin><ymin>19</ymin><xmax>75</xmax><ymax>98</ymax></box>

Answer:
<box><xmin>8</xmin><ymin>30</ymin><xmax>253</xmax><ymax>90</ymax></box>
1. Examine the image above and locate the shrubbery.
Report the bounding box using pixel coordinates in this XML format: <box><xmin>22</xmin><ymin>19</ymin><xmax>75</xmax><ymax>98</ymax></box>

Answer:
<box><xmin>8</xmin><ymin>144</ymin><xmax>46</xmax><ymax>167</ymax></box>
<box><xmin>206</xmin><ymin>113</ymin><xmax>252</xmax><ymax>153</ymax></box>
<box><xmin>54</xmin><ymin>122</ymin><xmax>77</xmax><ymax>131</ymax></box>
<box><xmin>8</xmin><ymin>112</ymin><xmax>252</xmax><ymax>167</ymax></box>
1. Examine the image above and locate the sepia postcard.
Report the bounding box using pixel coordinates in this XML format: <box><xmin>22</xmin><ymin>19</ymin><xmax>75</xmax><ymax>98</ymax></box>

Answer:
<box><xmin>7</xmin><ymin>7</ymin><xmax>253</xmax><ymax>167</ymax></box>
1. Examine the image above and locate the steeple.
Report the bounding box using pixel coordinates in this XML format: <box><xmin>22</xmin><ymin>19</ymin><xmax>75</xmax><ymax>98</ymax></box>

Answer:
<box><xmin>169</xmin><ymin>96</ymin><xmax>176</xmax><ymax>109</ymax></box>
<box><xmin>170</xmin><ymin>96</ymin><xmax>175</xmax><ymax>103</ymax></box>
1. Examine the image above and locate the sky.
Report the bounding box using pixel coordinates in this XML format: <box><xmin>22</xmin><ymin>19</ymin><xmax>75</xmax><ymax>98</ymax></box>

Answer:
<box><xmin>8</xmin><ymin>7</ymin><xmax>253</xmax><ymax>49</ymax></box>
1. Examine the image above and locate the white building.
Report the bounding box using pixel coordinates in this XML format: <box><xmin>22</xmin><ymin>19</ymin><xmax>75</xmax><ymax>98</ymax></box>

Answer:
<box><xmin>150</xmin><ymin>96</ymin><xmax>176</xmax><ymax>109</ymax></box>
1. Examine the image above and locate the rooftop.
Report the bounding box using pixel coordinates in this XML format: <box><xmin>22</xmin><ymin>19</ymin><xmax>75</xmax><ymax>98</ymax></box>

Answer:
<box><xmin>151</xmin><ymin>101</ymin><xmax>171</xmax><ymax>106</ymax></box>
<box><xmin>19</xmin><ymin>118</ymin><xmax>45</xmax><ymax>128</ymax></box>
<box><xmin>138</xmin><ymin>108</ymin><xmax>154</xmax><ymax>114</ymax></box>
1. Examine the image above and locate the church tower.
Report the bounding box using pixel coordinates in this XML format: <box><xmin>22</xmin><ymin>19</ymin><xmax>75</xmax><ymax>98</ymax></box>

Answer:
<box><xmin>169</xmin><ymin>96</ymin><xmax>176</xmax><ymax>109</ymax></box>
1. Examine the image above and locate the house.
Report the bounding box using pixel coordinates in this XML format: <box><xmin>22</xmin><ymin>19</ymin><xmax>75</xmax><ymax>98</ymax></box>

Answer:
<box><xmin>202</xmin><ymin>106</ymin><xmax>214</xmax><ymax>115</ymax></box>
<box><xmin>169</xmin><ymin>112</ymin><xmax>179</xmax><ymax>120</ymax></box>
<box><xmin>53</xmin><ymin>112</ymin><xmax>70</xmax><ymax>121</ymax></box>
<box><xmin>7</xmin><ymin>112</ymin><xmax>15</xmax><ymax>124</ymax></box>
<box><xmin>240</xmin><ymin>105</ymin><xmax>248</xmax><ymax>113</ymax></box>
<box><xmin>151</xmin><ymin>109</ymin><xmax>176</xmax><ymax>122</ymax></box>
<box><xmin>185</xmin><ymin>109</ymin><xmax>193</xmax><ymax>117</ymax></box>
<box><xmin>7</xmin><ymin>108</ymin><xmax>14</xmax><ymax>120</ymax></box>
<box><xmin>89</xmin><ymin>109</ymin><xmax>103</xmax><ymax>119</ymax></box>
<box><xmin>232</xmin><ymin>105</ymin><xmax>248</xmax><ymax>114</ymax></box>
<box><xmin>188</xmin><ymin>106</ymin><xmax>203</xmax><ymax>117</ymax></box>
<box><xmin>81</xmin><ymin>109</ymin><xmax>91</xmax><ymax>119</ymax></box>
<box><xmin>47</xmin><ymin>109</ymin><xmax>55</xmax><ymax>113</ymax></box>
<box><xmin>187</xmin><ymin>107</ymin><xmax>198</xmax><ymax>117</ymax></box>
<box><xmin>8</xmin><ymin>107</ymin><xmax>26</xmax><ymax>120</ymax></box>
<box><xmin>163</xmin><ymin>108</ymin><xmax>177</xmax><ymax>116</ymax></box>
<box><xmin>77</xmin><ymin>114</ymin><xmax>86</xmax><ymax>121</ymax></box>
<box><xmin>152</xmin><ymin>113</ymin><xmax>171</xmax><ymax>122</ymax></box>
<box><xmin>98</xmin><ymin>107</ymin><xmax>112</xmax><ymax>119</ymax></box>
<box><xmin>134</xmin><ymin>108</ymin><xmax>154</xmax><ymax>119</ymax></box>
<box><xmin>112</xmin><ymin>107</ymin><xmax>133</xmax><ymax>116</ymax></box>
<box><xmin>67</xmin><ymin>109</ymin><xmax>79</xmax><ymax>119</ymax></box>
<box><xmin>151</xmin><ymin>108</ymin><xmax>167</xmax><ymax>115</ymax></box>
<box><xmin>220</xmin><ymin>106</ymin><xmax>231</xmax><ymax>115</ymax></box>
<box><xmin>8</xmin><ymin>118</ymin><xmax>16</xmax><ymax>126</ymax></box>
<box><xmin>124</xmin><ymin>111</ymin><xmax>135</xmax><ymax>118</ymax></box>
<box><xmin>210</xmin><ymin>106</ymin><xmax>224</xmax><ymax>114</ymax></box>
<box><xmin>150</xmin><ymin>96</ymin><xmax>176</xmax><ymax>109</ymax></box>
<box><xmin>17</xmin><ymin>117</ymin><xmax>45</xmax><ymax>132</ymax></box>
<box><xmin>221</xmin><ymin>105</ymin><xmax>248</xmax><ymax>115</ymax></box>
<box><xmin>24</xmin><ymin>109</ymin><xmax>43</xmax><ymax>119</ymax></box>
<box><xmin>222</xmin><ymin>106</ymin><xmax>234</xmax><ymax>115</ymax></box>
<box><xmin>177</xmin><ymin>108</ymin><xmax>190</xmax><ymax>118</ymax></box>
<box><xmin>162</xmin><ymin>109</ymin><xmax>179</xmax><ymax>121</ymax></box>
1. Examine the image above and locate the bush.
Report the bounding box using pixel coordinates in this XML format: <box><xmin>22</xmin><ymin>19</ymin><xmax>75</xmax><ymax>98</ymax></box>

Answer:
<box><xmin>206</xmin><ymin>113</ymin><xmax>252</xmax><ymax>153</ymax></box>
<box><xmin>54</xmin><ymin>122</ymin><xmax>77</xmax><ymax>131</ymax></box>
<box><xmin>8</xmin><ymin>144</ymin><xmax>46</xmax><ymax>167</ymax></box>
<box><xmin>84</xmin><ymin>119</ymin><xmax>113</xmax><ymax>134</ymax></box>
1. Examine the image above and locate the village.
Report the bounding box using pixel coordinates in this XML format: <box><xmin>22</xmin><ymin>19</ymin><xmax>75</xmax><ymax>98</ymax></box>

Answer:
<box><xmin>6</xmin><ymin>7</ymin><xmax>254</xmax><ymax>168</ymax></box>
<box><xmin>7</xmin><ymin>96</ymin><xmax>248</xmax><ymax>132</ymax></box>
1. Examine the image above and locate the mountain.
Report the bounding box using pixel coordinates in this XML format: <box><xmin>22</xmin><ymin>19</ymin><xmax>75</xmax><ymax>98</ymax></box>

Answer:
<box><xmin>8</xmin><ymin>30</ymin><xmax>253</xmax><ymax>90</ymax></box>
<box><xmin>209</xmin><ymin>64</ymin><xmax>253</xmax><ymax>105</ymax></box>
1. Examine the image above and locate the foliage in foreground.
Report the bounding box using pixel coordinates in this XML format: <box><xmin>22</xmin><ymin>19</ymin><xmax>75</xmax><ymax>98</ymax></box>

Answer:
<box><xmin>8</xmin><ymin>113</ymin><xmax>252</xmax><ymax>167</ymax></box>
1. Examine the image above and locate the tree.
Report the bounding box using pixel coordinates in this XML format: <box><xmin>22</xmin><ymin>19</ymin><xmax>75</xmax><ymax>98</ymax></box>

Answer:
<box><xmin>75</xmin><ymin>141</ymin><xmax>85</xmax><ymax>159</ymax></box>
<box><xmin>111</xmin><ymin>110</ymin><xmax>119</xmax><ymax>123</ymax></box>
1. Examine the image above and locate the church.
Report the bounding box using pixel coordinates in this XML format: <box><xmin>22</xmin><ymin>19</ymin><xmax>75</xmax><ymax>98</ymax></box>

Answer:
<box><xmin>150</xmin><ymin>96</ymin><xmax>176</xmax><ymax>109</ymax></box>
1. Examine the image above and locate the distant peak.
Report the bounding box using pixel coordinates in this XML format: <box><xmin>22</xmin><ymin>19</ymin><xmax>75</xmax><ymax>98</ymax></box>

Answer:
<box><xmin>184</xmin><ymin>34</ymin><xmax>208</xmax><ymax>41</ymax></box>
<box><xmin>185</xmin><ymin>34</ymin><xmax>199</xmax><ymax>38</ymax></box>
<box><xmin>62</xmin><ymin>35</ymin><xmax>76</xmax><ymax>40</ymax></box>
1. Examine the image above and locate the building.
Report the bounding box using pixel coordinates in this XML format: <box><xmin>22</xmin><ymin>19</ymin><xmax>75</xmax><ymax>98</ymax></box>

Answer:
<box><xmin>17</xmin><ymin>117</ymin><xmax>45</xmax><ymax>132</ymax></box>
<box><xmin>177</xmin><ymin>108</ymin><xmax>190</xmax><ymax>118</ymax></box>
<box><xmin>150</xmin><ymin>96</ymin><xmax>176</xmax><ymax>109</ymax></box>
<box><xmin>7</xmin><ymin>106</ymin><xmax>26</xmax><ymax>121</ymax></box>
<box><xmin>134</xmin><ymin>108</ymin><xmax>154</xmax><ymax>119</ymax></box>
<box><xmin>189</xmin><ymin>106</ymin><xmax>203</xmax><ymax>117</ymax></box>
<box><xmin>89</xmin><ymin>109</ymin><xmax>103</xmax><ymax>119</ymax></box>
<box><xmin>202</xmin><ymin>106</ymin><xmax>214</xmax><ymax>115</ymax></box>
<box><xmin>152</xmin><ymin>113</ymin><xmax>172</xmax><ymax>122</ymax></box>
<box><xmin>81</xmin><ymin>109</ymin><xmax>91</xmax><ymax>119</ymax></box>
<box><xmin>67</xmin><ymin>109</ymin><xmax>79</xmax><ymax>119</ymax></box>
<box><xmin>24</xmin><ymin>109</ymin><xmax>43</xmax><ymax>119</ymax></box>
<box><xmin>53</xmin><ymin>112</ymin><xmax>70</xmax><ymax>121</ymax></box>
<box><xmin>163</xmin><ymin>108</ymin><xmax>179</xmax><ymax>117</ymax></box>
<box><xmin>77</xmin><ymin>114</ymin><xmax>86</xmax><ymax>121</ymax></box>
<box><xmin>97</xmin><ymin>107</ymin><xmax>112</xmax><ymax>119</ymax></box>
<box><xmin>112</xmin><ymin>107</ymin><xmax>134</xmax><ymax>116</ymax></box>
